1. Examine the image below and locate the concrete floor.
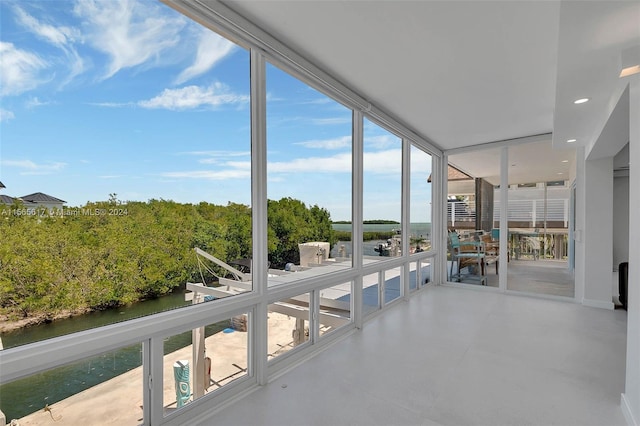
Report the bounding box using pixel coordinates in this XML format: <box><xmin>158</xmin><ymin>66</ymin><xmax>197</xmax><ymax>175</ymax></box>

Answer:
<box><xmin>204</xmin><ymin>285</ymin><xmax>628</xmax><ymax>426</ymax></box>
<box><xmin>460</xmin><ymin>259</ymin><xmax>575</xmax><ymax>298</ymax></box>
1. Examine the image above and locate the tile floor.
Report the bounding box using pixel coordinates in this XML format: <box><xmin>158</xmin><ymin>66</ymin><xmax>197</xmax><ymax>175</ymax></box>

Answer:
<box><xmin>201</xmin><ymin>285</ymin><xmax>628</xmax><ymax>426</ymax></box>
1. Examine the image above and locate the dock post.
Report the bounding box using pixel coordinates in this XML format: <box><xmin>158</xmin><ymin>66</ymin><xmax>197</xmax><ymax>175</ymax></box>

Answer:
<box><xmin>191</xmin><ymin>286</ymin><xmax>206</xmax><ymax>399</ymax></box>
<box><xmin>193</xmin><ymin>325</ymin><xmax>206</xmax><ymax>398</ymax></box>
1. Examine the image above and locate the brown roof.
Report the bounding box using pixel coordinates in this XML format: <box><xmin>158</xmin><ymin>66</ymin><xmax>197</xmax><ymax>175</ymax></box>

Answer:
<box><xmin>427</xmin><ymin>165</ymin><xmax>474</xmax><ymax>183</ymax></box>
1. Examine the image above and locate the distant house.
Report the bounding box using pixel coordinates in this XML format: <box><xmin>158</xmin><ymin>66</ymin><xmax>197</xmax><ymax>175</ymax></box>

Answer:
<box><xmin>20</xmin><ymin>192</ymin><xmax>66</xmax><ymax>211</ymax></box>
<box><xmin>0</xmin><ymin>195</ymin><xmax>16</xmax><ymax>205</ymax></box>
<box><xmin>0</xmin><ymin>192</ymin><xmax>66</xmax><ymax>212</ymax></box>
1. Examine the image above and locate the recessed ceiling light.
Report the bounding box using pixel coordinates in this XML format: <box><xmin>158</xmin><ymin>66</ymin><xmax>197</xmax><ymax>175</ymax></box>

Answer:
<box><xmin>567</xmin><ymin>139</ymin><xmax>577</xmax><ymax>143</ymax></box>
<box><xmin>557</xmin><ymin>172</ymin><xmax>564</xmax><ymax>175</ymax></box>
<box><xmin>562</xmin><ymin>160</ymin><xmax>569</xmax><ymax>163</ymax></box>
<box><xmin>574</xmin><ymin>98</ymin><xmax>590</xmax><ymax>104</ymax></box>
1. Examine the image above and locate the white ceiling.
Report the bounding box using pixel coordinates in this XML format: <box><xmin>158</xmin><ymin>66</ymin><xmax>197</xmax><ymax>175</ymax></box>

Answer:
<box><xmin>219</xmin><ymin>0</ymin><xmax>639</xmax><ymax>178</ymax></box>
<box><xmin>448</xmin><ymin>138</ymin><xmax>576</xmax><ymax>186</ymax></box>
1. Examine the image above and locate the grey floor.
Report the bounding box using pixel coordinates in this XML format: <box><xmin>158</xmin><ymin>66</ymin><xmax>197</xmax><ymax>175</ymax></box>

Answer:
<box><xmin>463</xmin><ymin>259</ymin><xmax>575</xmax><ymax>298</ymax></box>
<box><xmin>202</xmin><ymin>285</ymin><xmax>628</xmax><ymax>426</ymax></box>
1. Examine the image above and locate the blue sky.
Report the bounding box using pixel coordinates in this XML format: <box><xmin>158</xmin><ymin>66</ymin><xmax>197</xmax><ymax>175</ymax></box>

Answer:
<box><xmin>0</xmin><ymin>0</ymin><xmax>431</xmax><ymax>222</ymax></box>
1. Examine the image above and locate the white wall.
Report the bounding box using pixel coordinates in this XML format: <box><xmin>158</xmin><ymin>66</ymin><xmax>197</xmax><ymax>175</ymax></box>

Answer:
<box><xmin>613</xmin><ymin>176</ymin><xmax>630</xmax><ymax>267</ymax></box>
<box><xmin>623</xmin><ymin>76</ymin><xmax>640</xmax><ymax>426</ymax></box>
<box><xmin>574</xmin><ymin>147</ymin><xmax>586</xmax><ymax>303</ymax></box>
<box><xmin>582</xmin><ymin>156</ymin><xmax>615</xmax><ymax>309</ymax></box>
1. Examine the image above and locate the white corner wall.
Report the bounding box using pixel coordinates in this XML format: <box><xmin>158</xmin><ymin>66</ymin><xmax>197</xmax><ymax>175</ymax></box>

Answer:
<box><xmin>613</xmin><ymin>176</ymin><xmax>630</xmax><ymax>267</ymax></box>
<box><xmin>613</xmin><ymin>176</ymin><xmax>630</xmax><ymax>301</ymax></box>
<box><xmin>622</xmin><ymin>76</ymin><xmax>640</xmax><ymax>426</ymax></box>
<box><xmin>582</xmin><ymin>156</ymin><xmax>615</xmax><ymax>309</ymax></box>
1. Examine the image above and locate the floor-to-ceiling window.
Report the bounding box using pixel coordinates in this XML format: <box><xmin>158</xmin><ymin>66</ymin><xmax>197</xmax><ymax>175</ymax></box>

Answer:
<box><xmin>445</xmin><ymin>139</ymin><xmax>576</xmax><ymax>297</ymax></box>
<box><xmin>0</xmin><ymin>1</ymin><xmax>253</xmax><ymax>420</ymax></box>
<box><xmin>265</xmin><ymin>61</ymin><xmax>353</xmax><ymax>283</ymax></box>
<box><xmin>410</xmin><ymin>145</ymin><xmax>434</xmax><ymax>291</ymax></box>
<box><xmin>446</xmin><ymin>148</ymin><xmax>501</xmax><ymax>287</ymax></box>
<box><xmin>362</xmin><ymin>118</ymin><xmax>402</xmax><ymax>262</ymax></box>
<box><xmin>0</xmin><ymin>1</ymin><xmax>442</xmax><ymax>424</ymax></box>
<box><xmin>504</xmin><ymin>140</ymin><xmax>575</xmax><ymax>297</ymax></box>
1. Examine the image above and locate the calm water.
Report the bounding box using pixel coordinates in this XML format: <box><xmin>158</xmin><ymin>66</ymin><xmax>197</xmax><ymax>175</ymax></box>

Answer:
<box><xmin>0</xmin><ymin>291</ymin><xmax>232</xmax><ymax>421</ymax></box>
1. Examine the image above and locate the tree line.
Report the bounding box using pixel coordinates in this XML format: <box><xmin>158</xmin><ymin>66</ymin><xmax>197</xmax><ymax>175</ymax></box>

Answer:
<box><xmin>0</xmin><ymin>197</ymin><xmax>334</xmax><ymax>321</ymax></box>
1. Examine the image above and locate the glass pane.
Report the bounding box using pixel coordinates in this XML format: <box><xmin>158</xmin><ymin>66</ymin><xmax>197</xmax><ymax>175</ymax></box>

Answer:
<box><xmin>363</xmin><ymin>118</ymin><xmax>402</xmax><ymax>262</ymax></box>
<box><xmin>446</xmin><ymin>151</ymin><xmax>493</xmax><ymax>286</ymax></box>
<box><xmin>410</xmin><ymin>146</ymin><xmax>433</xmax><ymax>253</ymax></box>
<box><xmin>419</xmin><ymin>260</ymin><xmax>433</xmax><ymax>288</ymax></box>
<box><xmin>163</xmin><ymin>316</ymin><xmax>249</xmax><ymax>415</ymax></box>
<box><xmin>0</xmin><ymin>343</ymin><xmax>143</xmax><ymax>425</ymax></box>
<box><xmin>408</xmin><ymin>260</ymin><xmax>433</xmax><ymax>291</ymax></box>
<box><xmin>383</xmin><ymin>267</ymin><xmax>402</xmax><ymax>304</ymax></box>
<box><xmin>504</xmin><ymin>141</ymin><xmax>575</xmax><ymax>297</ymax></box>
<box><xmin>268</xmin><ymin>293</ymin><xmax>310</xmax><ymax>360</ymax></box>
<box><xmin>265</xmin><ymin>62</ymin><xmax>352</xmax><ymax>287</ymax></box>
<box><xmin>318</xmin><ymin>282</ymin><xmax>352</xmax><ymax>337</ymax></box>
<box><xmin>409</xmin><ymin>262</ymin><xmax>418</xmax><ymax>291</ymax></box>
<box><xmin>363</xmin><ymin>272</ymin><xmax>380</xmax><ymax>315</ymax></box>
<box><xmin>0</xmin><ymin>2</ymin><xmax>251</xmax><ymax>344</ymax></box>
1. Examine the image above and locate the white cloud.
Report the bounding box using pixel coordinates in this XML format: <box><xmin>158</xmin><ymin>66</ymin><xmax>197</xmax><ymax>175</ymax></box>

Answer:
<box><xmin>311</xmin><ymin>117</ymin><xmax>352</xmax><ymax>125</ymax></box>
<box><xmin>73</xmin><ymin>0</ymin><xmax>185</xmax><ymax>79</ymax></box>
<box><xmin>14</xmin><ymin>6</ymin><xmax>79</xmax><ymax>47</ymax></box>
<box><xmin>88</xmin><ymin>101</ymin><xmax>134</xmax><ymax>108</ymax></box>
<box><xmin>363</xmin><ymin>149</ymin><xmax>402</xmax><ymax>173</ymax></box>
<box><xmin>138</xmin><ymin>84</ymin><xmax>248</xmax><ymax>110</ymax></box>
<box><xmin>0</xmin><ymin>109</ymin><xmax>15</xmax><ymax>122</ymax></box>
<box><xmin>365</xmin><ymin>134</ymin><xmax>400</xmax><ymax>149</ymax></box>
<box><xmin>25</xmin><ymin>97</ymin><xmax>53</xmax><ymax>108</ymax></box>
<box><xmin>0</xmin><ymin>42</ymin><xmax>49</xmax><ymax>96</ymax></box>
<box><xmin>269</xmin><ymin>153</ymin><xmax>352</xmax><ymax>173</ymax></box>
<box><xmin>161</xmin><ymin>149</ymin><xmax>402</xmax><ymax>182</ymax></box>
<box><xmin>175</xmin><ymin>28</ymin><xmax>236</xmax><ymax>84</ymax></box>
<box><xmin>301</xmin><ymin>97</ymin><xmax>332</xmax><ymax>105</ymax></box>
<box><xmin>14</xmin><ymin>6</ymin><xmax>85</xmax><ymax>87</ymax></box>
<box><xmin>1</xmin><ymin>159</ymin><xmax>67</xmax><ymax>175</ymax></box>
<box><xmin>295</xmin><ymin>136</ymin><xmax>351</xmax><ymax>150</ymax></box>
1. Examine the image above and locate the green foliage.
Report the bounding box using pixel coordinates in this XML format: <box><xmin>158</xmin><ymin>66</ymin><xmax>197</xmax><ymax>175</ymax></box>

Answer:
<box><xmin>267</xmin><ymin>198</ymin><xmax>335</xmax><ymax>268</ymax></box>
<box><xmin>333</xmin><ymin>230</ymin><xmax>352</xmax><ymax>241</ymax></box>
<box><xmin>0</xmin><ymin>198</ymin><xmax>333</xmax><ymax>320</ymax></box>
<box><xmin>363</xmin><ymin>231</ymin><xmax>396</xmax><ymax>241</ymax></box>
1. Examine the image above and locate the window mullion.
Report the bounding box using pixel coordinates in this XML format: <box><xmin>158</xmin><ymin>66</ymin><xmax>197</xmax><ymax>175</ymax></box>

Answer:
<box><xmin>352</xmin><ymin>110</ymin><xmax>364</xmax><ymax>329</ymax></box>
<box><xmin>250</xmin><ymin>47</ymin><xmax>268</xmax><ymax>386</ymax></box>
